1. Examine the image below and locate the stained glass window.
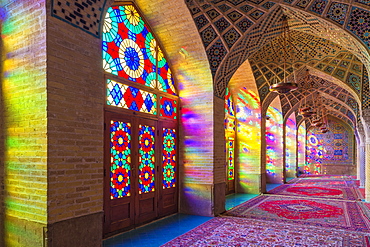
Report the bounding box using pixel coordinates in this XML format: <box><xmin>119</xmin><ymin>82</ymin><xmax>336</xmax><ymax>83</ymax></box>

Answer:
<box><xmin>160</xmin><ymin>97</ymin><xmax>177</xmax><ymax>119</ymax></box>
<box><xmin>225</xmin><ymin>87</ymin><xmax>235</xmax><ymax>181</ymax></box>
<box><xmin>110</xmin><ymin>120</ymin><xmax>131</xmax><ymax>199</ymax></box>
<box><xmin>227</xmin><ymin>137</ymin><xmax>235</xmax><ymax>180</ymax></box>
<box><xmin>285</xmin><ymin>113</ymin><xmax>297</xmax><ymax>178</ymax></box>
<box><xmin>103</xmin><ymin>5</ymin><xmax>176</xmax><ymax>95</ymax></box>
<box><xmin>107</xmin><ymin>79</ymin><xmax>157</xmax><ymax>114</ymax></box>
<box><xmin>138</xmin><ymin>124</ymin><xmax>155</xmax><ymax>194</ymax></box>
<box><xmin>162</xmin><ymin>128</ymin><xmax>176</xmax><ymax>189</ymax></box>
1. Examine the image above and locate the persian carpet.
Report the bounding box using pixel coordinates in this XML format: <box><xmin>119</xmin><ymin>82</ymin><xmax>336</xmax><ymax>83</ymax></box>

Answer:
<box><xmin>161</xmin><ymin>217</ymin><xmax>370</xmax><ymax>247</ymax></box>
<box><xmin>298</xmin><ymin>174</ymin><xmax>353</xmax><ymax>179</ymax></box>
<box><xmin>268</xmin><ymin>184</ymin><xmax>361</xmax><ymax>200</ymax></box>
<box><xmin>288</xmin><ymin>179</ymin><xmax>358</xmax><ymax>188</ymax></box>
<box><xmin>223</xmin><ymin>195</ymin><xmax>370</xmax><ymax>232</ymax></box>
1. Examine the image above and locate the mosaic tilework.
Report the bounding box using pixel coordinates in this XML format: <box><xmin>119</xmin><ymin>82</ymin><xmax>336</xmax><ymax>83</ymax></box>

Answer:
<box><xmin>214</xmin><ymin>17</ymin><xmax>231</xmax><ymax>33</ymax></box>
<box><xmin>362</xmin><ymin>68</ymin><xmax>370</xmax><ymax>109</ymax></box>
<box><xmin>346</xmin><ymin>73</ymin><xmax>361</xmax><ymax>94</ymax></box>
<box><xmin>207</xmin><ymin>39</ymin><xmax>228</xmax><ymax>75</ymax></box>
<box><xmin>296</xmin><ymin>0</ymin><xmax>311</xmax><ymax>9</ymax></box>
<box><xmin>354</xmin><ymin>0</ymin><xmax>370</xmax><ymax>7</ymax></box>
<box><xmin>239</xmin><ymin>4</ymin><xmax>254</xmax><ymax>13</ymax></box>
<box><xmin>194</xmin><ymin>14</ymin><xmax>210</xmax><ymax>30</ymax></box>
<box><xmin>51</xmin><ymin>0</ymin><xmax>106</xmax><ymax>37</ymax></box>
<box><xmin>223</xmin><ymin>28</ymin><xmax>241</xmax><ymax>48</ymax></box>
<box><xmin>227</xmin><ymin>10</ymin><xmax>243</xmax><ymax>22</ymax></box>
<box><xmin>200</xmin><ymin>26</ymin><xmax>218</xmax><ymax>48</ymax></box>
<box><xmin>236</xmin><ymin>17</ymin><xmax>253</xmax><ymax>32</ymax></box>
<box><xmin>207</xmin><ymin>8</ymin><xmax>221</xmax><ymax>19</ymax></box>
<box><xmin>309</xmin><ymin>0</ymin><xmax>328</xmax><ymax>15</ymax></box>
<box><xmin>249</xmin><ymin>10</ymin><xmax>265</xmax><ymax>20</ymax></box>
<box><xmin>326</xmin><ymin>3</ymin><xmax>349</xmax><ymax>25</ymax></box>
<box><xmin>347</xmin><ymin>7</ymin><xmax>370</xmax><ymax>49</ymax></box>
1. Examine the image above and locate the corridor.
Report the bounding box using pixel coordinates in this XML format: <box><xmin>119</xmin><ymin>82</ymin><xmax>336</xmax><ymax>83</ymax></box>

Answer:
<box><xmin>105</xmin><ymin>175</ymin><xmax>370</xmax><ymax>246</ymax></box>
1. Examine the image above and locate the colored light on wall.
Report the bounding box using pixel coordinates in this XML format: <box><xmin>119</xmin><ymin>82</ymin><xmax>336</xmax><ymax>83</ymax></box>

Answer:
<box><xmin>266</xmin><ymin>98</ymin><xmax>283</xmax><ymax>184</ymax></box>
<box><xmin>297</xmin><ymin>122</ymin><xmax>306</xmax><ymax>173</ymax></box>
<box><xmin>285</xmin><ymin>113</ymin><xmax>297</xmax><ymax>177</ymax></box>
<box><xmin>235</xmin><ymin>88</ymin><xmax>261</xmax><ymax>192</ymax></box>
<box><xmin>306</xmin><ymin>132</ymin><xmax>324</xmax><ymax>174</ymax></box>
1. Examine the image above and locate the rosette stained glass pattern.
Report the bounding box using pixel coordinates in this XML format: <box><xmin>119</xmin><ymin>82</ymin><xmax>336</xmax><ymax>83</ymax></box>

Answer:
<box><xmin>103</xmin><ymin>5</ymin><xmax>176</xmax><ymax>95</ymax></box>
<box><xmin>138</xmin><ymin>125</ymin><xmax>155</xmax><ymax>194</ymax></box>
<box><xmin>227</xmin><ymin>137</ymin><xmax>235</xmax><ymax>180</ymax></box>
<box><xmin>102</xmin><ymin>5</ymin><xmax>155</xmax><ymax>86</ymax></box>
<box><xmin>107</xmin><ymin>79</ymin><xmax>157</xmax><ymax>114</ymax></box>
<box><xmin>225</xmin><ymin>88</ymin><xmax>235</xmax><ymax>117</ymax></box>
<box><xmin>162</xmin><ymin>128</ymin><xmax>176</xmax><ymax>189</ymax></box>
<box><xmin>160</xmin><ymin>97</ymin><xmax>177</xmax><ymax>119</ymax></box>
<box><xmin>110</xmin><ymin>120</ymin><xmax>131</xmax><ymax>199</ymax></box>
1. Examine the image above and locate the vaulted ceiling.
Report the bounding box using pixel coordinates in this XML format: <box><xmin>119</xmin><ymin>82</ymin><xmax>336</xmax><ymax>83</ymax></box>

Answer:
<box><xmin>186</xmin><ymin>0</ymin><xmax>370</xmax><ymax>129</ymax></box>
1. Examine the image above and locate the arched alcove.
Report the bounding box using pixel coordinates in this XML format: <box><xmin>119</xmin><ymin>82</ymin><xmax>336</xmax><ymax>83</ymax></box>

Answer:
<box><xmin>265</xmin><ymin>96</ymin><xmax>284</xmax><ymax>184</ymax></box>
<box><xmin>285</xmin><ymin>112</ymin><xmax>297</xmax><ymax>178</ymax></box>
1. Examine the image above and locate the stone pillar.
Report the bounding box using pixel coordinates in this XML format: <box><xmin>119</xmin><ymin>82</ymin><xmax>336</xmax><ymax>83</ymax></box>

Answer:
<box><xmin>359</xmin><ymin>144</ymin><xmax>366</xmax><ymax>188</ymax></box>
<box><xmin>365</xmin><ymin>143</ymin><xmax>370</xmax><ymax>201</ymax></box>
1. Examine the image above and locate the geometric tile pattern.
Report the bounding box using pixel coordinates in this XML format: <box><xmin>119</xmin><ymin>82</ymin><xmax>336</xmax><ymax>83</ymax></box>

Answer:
<box><xmin>362</xmin><ymin>68</ymin><xmax>370</xmax><ymax>109</ymax></box>
<box><xmin>346</xmin><ymin>7</ymin><xmax>370</xmax><ymax>49</ymax></box>
<box><xmin>51</xmin><ymin>0</ymin><xmax>106</xmax><ymax>37</ymax></box>
<box><xmin>309</xmin><ymin>0</ymin><xmax>328</xmax><ymax>15</ymax></box>
<box><xmin>326</xmin><ymin>2</ymin><xmax>349</xmax><ymax>25</ymax></box>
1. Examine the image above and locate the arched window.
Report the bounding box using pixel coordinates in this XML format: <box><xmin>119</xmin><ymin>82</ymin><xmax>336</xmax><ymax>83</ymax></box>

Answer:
<box><xmin>102</xmin><ymin>3</ymin><xmax>178</xmax><ymax>236</ymax></box>
<box><xmin>225</xmin><ymin>88</ymin><xmax>235</xmax><ymax>194</ymax></box>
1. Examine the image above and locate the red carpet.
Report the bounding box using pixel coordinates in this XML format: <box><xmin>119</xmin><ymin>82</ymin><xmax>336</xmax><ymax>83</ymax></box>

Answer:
<box><xmin>162</xmin><ymin>176</ymin><xmax>370</xmax><ymax>246</ymax></box>
<box><xmin>162</xmin><ymin>217</ymin><xmax>370</xmax><ymax>247</ymax></box>
<box><xmin>268</xmin><ymin>184</ymin><xmax>361</xmax><ymax>200</ymax></box>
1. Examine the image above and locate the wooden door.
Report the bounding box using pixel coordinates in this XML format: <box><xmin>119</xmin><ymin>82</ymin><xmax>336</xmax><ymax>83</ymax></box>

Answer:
<box><xmin>104</xmin><ymin>113</ymin><xmax>135</xmax><ymax>235</ymax></box>
<box><xmin>135</xmin><ymin>118</ymin><xmax>158</xmax><ymax>225</ymax></box>
<box><xmin>158</xmin><ymin>121</ymin><xmax>178</xmax><ymax>217</ymax></box>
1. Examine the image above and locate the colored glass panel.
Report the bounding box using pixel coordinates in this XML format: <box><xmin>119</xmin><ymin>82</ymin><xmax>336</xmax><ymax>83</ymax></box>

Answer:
<box><xmin>107</xmin><ymin>79</ymin><xmax>157</xmax><ymax>114</ymax></box>
<box><xmin>157</xmin><ymin>50</ymin><xmax>176</xmax><ymax>95</ymax></box>
<box><xmin>103</xmin><ymin>5</ymin><xmax>177</xmax><ymax>95</ymax></box>
<box><xmin>102</xmin><ymin>5</ymin><xmax>156</xmax><ymax>86</ymax></box>
<box><xmin>227</xmin><ymin>137</ymin><xmax>235</xmax><ymax>180</ymax></box>
<box><xmin>110</xmin><ymin>120</ymin><xmax>131</xmax><ymax>199</ymax></box>
<box><xmin>297</xmin><ymin>122</ymin><xmax>306</xmax><ymax>174</ymax></box>
<box><xmin>160</xmin><ymin>97</ymin><xmax>177</xmax><ymax>119</ymax></box>
<box><xmin>162</xmin><ymin>128</ymin><xmax>176</xmax><ymax>189</ymax></box>
<box><xmin>138</xmin><ymin>124</ymin><xmax>155</xmax><ymax>194</ymax></box>
<box><xmin>285</xmin><ymin>113</ymin><xmax>297</xmax><ymax>178</ymax></box>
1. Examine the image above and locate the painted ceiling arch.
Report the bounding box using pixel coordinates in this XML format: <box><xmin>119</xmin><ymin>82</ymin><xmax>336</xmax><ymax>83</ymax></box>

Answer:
<box><xmin>184</xmin><ymin>0</ymin><xmax>370</xmax><ymax>100</ymax></box>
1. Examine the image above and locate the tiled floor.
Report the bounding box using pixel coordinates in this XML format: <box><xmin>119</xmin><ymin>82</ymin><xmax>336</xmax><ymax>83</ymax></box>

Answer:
<box><xmin>103</xmin><ymin>193</ymin><xmax>259</xmax><ymax>247</ymax></box>
<box><xmin>103</xmin><ymin>214</ymin><xmax>212</xmax><ymax>247</ymax></box>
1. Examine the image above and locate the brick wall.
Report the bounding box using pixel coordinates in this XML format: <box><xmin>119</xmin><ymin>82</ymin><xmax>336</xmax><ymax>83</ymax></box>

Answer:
<box><xmin>46</xmin><ymin>4</ymin><xmax>104</xmax><ymax>223</ymax></box>
<box><xmin>1</xmin><ymin>0</ymin><xmax>47</xmax><ymax>246</ymax></box>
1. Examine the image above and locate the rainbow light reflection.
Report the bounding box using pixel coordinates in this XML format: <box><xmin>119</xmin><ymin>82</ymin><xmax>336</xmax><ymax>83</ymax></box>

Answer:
<box><xmin>266</xmin><ymin>100</ymin><xmax>283</xmax><ymax>184</ymax></box>
<box><xmin>297</xmin><ymin>122</ymin><xmax>306</xmax><ymax>174</ymax></box>
<box><xmin>285</xmin><ymin>113</ymin><xmax>297</xmax><ymax>178</ymax></box>
<box><xmin>235</xmin><ymin>88</ymin><xmax>261</xmax><ymax>193</ymax></box>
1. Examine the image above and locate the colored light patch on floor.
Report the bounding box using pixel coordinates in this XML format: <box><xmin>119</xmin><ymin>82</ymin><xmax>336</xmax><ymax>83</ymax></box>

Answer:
<box><xmin>224</xmin><ymin>195</ymin><xmax>370</xmax><ymax>232</ymax></box>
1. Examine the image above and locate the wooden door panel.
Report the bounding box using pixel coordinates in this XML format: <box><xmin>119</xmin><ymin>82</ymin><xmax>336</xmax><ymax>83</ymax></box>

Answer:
<box><xmin>158</xmin><ymin>123</ymin><xmax>178</xmax><ymax>217</ymax></box>
<box><xmin>136</xmin><ymin>119</ymin><xmax>158</xmax><ymax>224</ymax></box>
<box><xmin>104</xmin><ymin>113</ymin><xmax>135</xmax><ymax>236</ymax></box>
